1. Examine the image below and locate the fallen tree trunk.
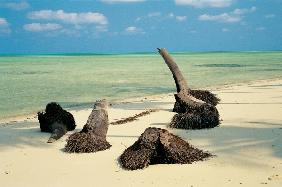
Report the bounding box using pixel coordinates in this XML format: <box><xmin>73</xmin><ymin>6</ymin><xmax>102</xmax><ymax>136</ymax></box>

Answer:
<box><xmin>65</xmin><ymin>99</ymin><xmax>111</xmax><ymax>153</ymax></box>
<box><xmin>158</xmin><ymin>48</ymin><xmax>220</xmax><ymax>129</ymax></box>
<box><xmin>38</xmin><ymin>102</ymin><xmax>76</xmax><ymax>143</ymax></box>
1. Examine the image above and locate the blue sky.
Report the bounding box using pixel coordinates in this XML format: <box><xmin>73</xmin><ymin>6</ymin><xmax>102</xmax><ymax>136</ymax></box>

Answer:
<box><xmin>0</xmin><ymin>0</ymin><xmax>281</xmax><ymax>54</ymax></box>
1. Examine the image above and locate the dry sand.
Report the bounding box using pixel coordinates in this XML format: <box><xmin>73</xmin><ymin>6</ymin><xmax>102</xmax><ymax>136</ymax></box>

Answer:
<box><xmin>0</xmin><ymin>79</ymin><xmax>281</xmax><ymax>187</ymax></box>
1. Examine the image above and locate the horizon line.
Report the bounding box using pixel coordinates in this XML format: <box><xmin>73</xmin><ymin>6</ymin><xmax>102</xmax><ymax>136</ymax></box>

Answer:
<box><xmin>0</xmin><ymin>49</ymin><xmax>282</xmax><ymax>56</ymax></box>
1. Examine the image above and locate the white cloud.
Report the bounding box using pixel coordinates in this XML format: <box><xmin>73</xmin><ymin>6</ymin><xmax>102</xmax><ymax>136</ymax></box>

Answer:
<box><xmin>265</xmin><ymin>14</ymin><xmax>275</xmax><ymax>19</ymax></box>
<box><xmin>1</xmin><ymin>1</ymin><xmax>30</xmax><ymax>11</ymax></box>
<box><xmin>136</xmin><ymin>12</ymin><xmax>187</xmax><ymax>23</ymax></box>
<box><xmin>96</xmin><ymin>25</ymin><xmax>108</xmax><ymax>32</ymax></box>
<box><xmin>232</xmin><ymin>6</ymin><xmax>256</xmax><ymax>15</ymax></box>
<box><xmin>23</xmin><ymin>23</ymin><xmax>62</xmax><ymax>32</ymax></box>
<box><xmin>124</xmin><ymin>26</ymin><xmax>145</xmax><ymax>34</ymax></box>
<box><xmin>176</xmin><ymin>16</ymin><xmax>187</xmax><ymax>22</ymax></box>
<box><xmin>175</xmin><ymin>0</ymin><xmax>232</xmax><ymax>8</ymax></box>
<box><xmin>199</xmin><ymin>7</ymin><xmax>256</xmax><ymax>23</ymax></box>
<box><xmin>0</xmin><ymin>17</ymin><xmax>11</xmax><ymax>34</ymax></box>
<box><xmin>136</xmin><ymin>12</ymin><xmax>161</xmax><ymax>22</ymax></box>
<box><xmin>0</xmin><ymin>18</ymin><xmax>8</xmax><ymax>27</ymax></box>
<box><xmin>222</xmin><ymin>28</ymin><xmax>229</xmax><ymax>32</ymax></box>
<box><xmin>199</xmin><ymin>13</ymin><xmax>241</xmax><ymax>23</ymax></box>
<box><xmin>101</xmin><ymin>0</ymin><xmax>145</xmax><ymax>3</ymax></box>
<box><xmin>28</xmin><ymin>10</ymin><xmax>108</xmax><ymax>25</ymax></box>
<box><xmin>168</xmin><ymin>13</ymin><xmax>187</xmax><ymax>22</ymax></box>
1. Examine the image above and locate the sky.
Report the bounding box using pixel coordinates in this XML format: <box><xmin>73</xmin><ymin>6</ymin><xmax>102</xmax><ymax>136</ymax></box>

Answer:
<box><xmin>0</xmin><ymin>0</ymin><xmax>281</xmax><ymax>54</ymax></box>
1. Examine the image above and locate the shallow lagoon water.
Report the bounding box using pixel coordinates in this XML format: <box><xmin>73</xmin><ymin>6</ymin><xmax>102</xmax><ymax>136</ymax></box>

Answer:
<box><xmin>0</xmin><ymin>52</ymin><xmax>282</xmax><ymax>119</ymax></box>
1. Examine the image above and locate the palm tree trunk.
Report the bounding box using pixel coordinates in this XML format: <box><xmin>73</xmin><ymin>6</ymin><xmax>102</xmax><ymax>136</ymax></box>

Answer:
<box><xmin>65</xmin><ymin>99</ymin><xmax>111</xmax><ymax>153</ymax></box>
<box><xmin>158</xmin><ymin>48</ymin><xmax>220</xmax><ymax>129</ymax></box>
<box><xmin>158</xmin><ymin>48</ymin><xmax>205</xmax><ymax>108</ymax></box>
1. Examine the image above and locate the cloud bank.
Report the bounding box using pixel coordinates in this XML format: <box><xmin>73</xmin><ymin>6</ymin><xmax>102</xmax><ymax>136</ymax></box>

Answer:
<box><xmin>199</xmin><ymin>7</ymin><xmax>256</xmax><ymax>23</ymax></box>
<box><xmin>175</xmin><ymin>0</ymin><xmax>232</xmax><ymax>8</ymax></box>
<box><xmin>23</xmin><ymin>23</ymin><xmax>62</xmax><ymax>32</ymax></box>
<box><xmin>1</xmin><ymin>1</ymin><xmax>30</xmax><ymax>11</ymax></box>
<box><xmin>0</xmin><ymin>17</ymin><xmax>11</xmax><ymax>33</ymax></box>
<box><xmin>28</xmin><ymin>10</ymin><xmax>108</xmax><ymax>25</ymax></box>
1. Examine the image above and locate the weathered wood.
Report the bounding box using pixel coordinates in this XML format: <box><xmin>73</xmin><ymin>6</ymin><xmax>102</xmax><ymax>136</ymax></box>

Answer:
<box><xmin>158</xmin><ymin>48</ymin><xmax>220</xmax><ymax>129</ymax></box>
<box><xmin>158</xmin><ymin>48</ymin><xmax>205</xmax><ymax>106</ymax></box>
<box><xmin>110</xmin><ymin>109</ymin><xmax>158</xmax><ymax>125</ymax></box>
<box><xmin>81</xmin><ymin>99</ymin><xmax>109</xmax><ymax>139</ymax></box>
<box><xmin>47</xmin><ymin>122</ymin><xmax>67</xmax><ymax>143</ymax></box>
<box><xmin>158</xmin><ymin>48</ymin><xmax>189</xmax><ymax>93</ymax></box>
<box><xmin>158</xmin><ymin>48</ymin><xmax>220</xmax><ymax>107</ymax></box>
<box><xmin>65</xmin><ymin>99</ymin><xmax>111</xmax><ymax>153</ymax></box>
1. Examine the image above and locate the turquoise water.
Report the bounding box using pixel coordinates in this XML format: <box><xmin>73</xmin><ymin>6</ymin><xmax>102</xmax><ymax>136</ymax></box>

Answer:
<box><xmin>0</xmin><ymin>52</ymin><xmax>282</xmax><ymax>119</ymax></box>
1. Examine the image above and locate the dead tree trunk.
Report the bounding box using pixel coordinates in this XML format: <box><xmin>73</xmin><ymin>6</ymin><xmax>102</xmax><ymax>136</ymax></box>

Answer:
<box><xmin>158</xmin><ymin>48</ymin><xmax>220</xmax><ymax>107</ymax></box>
<box><xmin>38</xmin><ymin>102</ymin><xmax>76</xmax><ymax>143</ymax></box>
<box><xmin>120</xmin><ymin>127</ymin><xmax>211</xmax><ymax>170</ymax></box>
<box><xmin>65</xmin><ymin>100</ymin><xmax>111</xmax><ymax>153</ymax></box>
<box><xmin>158</xmin><ymin>48</ymin><xmax>220</xmax><ymax>129</ymax></box>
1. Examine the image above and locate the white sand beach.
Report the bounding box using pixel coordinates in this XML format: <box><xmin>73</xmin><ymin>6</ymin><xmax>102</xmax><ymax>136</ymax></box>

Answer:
<box><xmin>0</xmin><ymin>79</ymin><xmax>282</xmax><ymax>187</ymax></box>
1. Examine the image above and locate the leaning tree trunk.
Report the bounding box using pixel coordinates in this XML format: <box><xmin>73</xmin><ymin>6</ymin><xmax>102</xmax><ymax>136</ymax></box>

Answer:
<box><xmin>158</xmin><ymin>48</ymin><xmax>220</xmax><ymax>107</ymax></box>
<box><xmin>65</xmin><ymin>99</ymin><xmax>111</xmax><ymax>153</ymax></box>
<box><xmin>158</xmin><ymin>48</ymin><xmax>220</xmax><ymax>129</ymax></box>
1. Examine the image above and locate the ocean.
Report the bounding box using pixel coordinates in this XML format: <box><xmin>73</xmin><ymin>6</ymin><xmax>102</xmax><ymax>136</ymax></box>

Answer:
<box><xmin>0</xmin><ymin>51</ymin><xmax>282</xmax><ymax>120</ymax></box>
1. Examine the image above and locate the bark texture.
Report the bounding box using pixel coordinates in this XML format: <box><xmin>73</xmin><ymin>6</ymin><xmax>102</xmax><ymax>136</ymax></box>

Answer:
<box><xmin>158</xmin><ymin>48</ymin><xmax>220</xmax><ymax>129</ymax></box>
<box><xmin>120</xmin><ymin>127</ymin><xmax>211</xmax><ymax>170</ymax></box>
<box><xmin>186</xmin><ymin>89</ymin><xmax>220</xmax><ymax>106</ymax></box>
<box><xmin>65</xmin><ymin>100</ymin><xmax>111</xmax><ymax>153</ymax></box>
<box><xmin>38</xmin><ymin>102</ymin><xmax>76</xmax><ymax>143</ymax></box>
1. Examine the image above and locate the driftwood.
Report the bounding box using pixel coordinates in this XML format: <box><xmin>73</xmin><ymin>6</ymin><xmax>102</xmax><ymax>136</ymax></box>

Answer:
<box><xmin>38</xmin><ymin>102</ymin><xmax>76</xmax><ymax>143</ymax></box>
<box><xmin>65</xmin><ymin>100</ymin><xmax>111</xmax><ymax>153</ymax></box>
<box><xmin>158</xmin><ymin>48</ymin><xmax>220</xmax><ymax>129</ymax></box>
<box><xmin>120</xmin><ymin>127</ymin><xmax>211</xmax><ymax>170</ymax></box>
<box><xmin>110</xmin><ymin>109</ymin><xmax>158</xmax><ymax>125</ymax></box>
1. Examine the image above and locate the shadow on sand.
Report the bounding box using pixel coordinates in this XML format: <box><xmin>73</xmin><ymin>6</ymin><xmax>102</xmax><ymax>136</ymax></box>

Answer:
<box><xmin>154</xmin><ymin>122</ymin><xmax>282</xmax><ymax>167</ymax></box>
<box><xmin>0</xmin><ymin>121</ymin><xmax>52</xmax><ymax>150</ymax></box>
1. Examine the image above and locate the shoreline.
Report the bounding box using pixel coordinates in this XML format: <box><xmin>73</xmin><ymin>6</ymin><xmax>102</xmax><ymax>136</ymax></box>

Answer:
<box><xmin>1</xmin><ymin>77</ymin><xmax>281</xmax><ymax>124</ymax></box>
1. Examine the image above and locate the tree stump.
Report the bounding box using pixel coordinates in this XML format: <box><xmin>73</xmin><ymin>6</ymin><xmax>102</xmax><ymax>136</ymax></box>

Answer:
<box><xmin>158</xmin><ymin>48</ymin><xmax>220</xmax><ymax>129</ymax></box>
<box><xmin>65</xmin><ymin>99</ymin><xmax>111</xmax><ymax>153</ymax></box>
<box><xmin>38</xmin><ymin>102</ymin><xmax>76</xmax><ymax>143</ymax></box>
<box><xmin>120</xmin><ymin>127</ymin><xmax>211</xmax><ymax>170</ymax></box>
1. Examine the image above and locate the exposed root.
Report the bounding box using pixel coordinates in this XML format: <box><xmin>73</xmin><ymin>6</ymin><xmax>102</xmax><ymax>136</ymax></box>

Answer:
<box><xmin>65</xmin><ymin>132</ymin><xmax>111</xmax><ymax>153</ymax></box>
<box><xmin>120</xmin><ymin>127</ymin><xmax>212</xmax><ymax>170</ymax></box>
<box><xmin>65</xmin><ymin>100</ymin><xmax>111</xmax><ymax>153</ymax></box>
<box><xmin>170</xmin><ymin>103</ymin><xmax>220</xmax><ymax>129</ymax></box>
<box><xmin>189</xmin><ymin>89</ymin><xmax>220</xmax><ymax>106</ymax></box>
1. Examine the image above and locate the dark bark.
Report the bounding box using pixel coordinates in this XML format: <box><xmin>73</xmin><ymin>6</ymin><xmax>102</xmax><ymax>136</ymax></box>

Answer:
<box><xmin>38</xmin><ymin>102</ymin><xmax>76</xmax><ymax>143</ymax></box>
<box><xmin>65</xmin><ymin>100</ymin><xmax>111</xmax><ymax>153</ymax></box>
<box><xmin>158</xmin><ymin>48</ymin><xmax>220</xmax><ymax>129</ymax></box>
<box><xmin>119</xmin><ymin>127</ymin><xmax>211</xmax><ymax>170</ymax></box>
<box><xmin>187</xmin><ymin>89</ymin><xmax>220</xmax><ymax>106</ymax></box>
